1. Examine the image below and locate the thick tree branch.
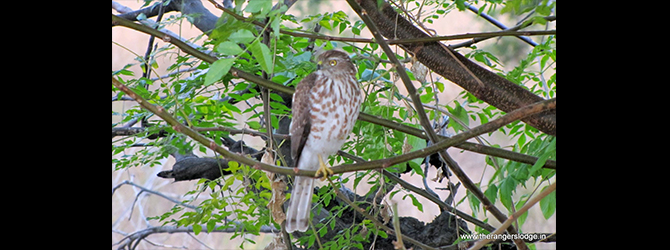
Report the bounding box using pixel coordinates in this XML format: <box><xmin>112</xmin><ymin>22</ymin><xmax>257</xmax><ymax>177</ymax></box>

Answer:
<box><xmin>114</xmin><ymin>122</ymin><xmax>555</xmax><ymax>170</ymax></box>
<box><xmin>113</xmin><ymin>1</ymin><xmax>178</xmax><ymax>23</ymax></box>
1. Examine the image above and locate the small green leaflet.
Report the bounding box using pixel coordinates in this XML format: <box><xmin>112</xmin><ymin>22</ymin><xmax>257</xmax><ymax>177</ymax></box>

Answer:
<box><xmin>405</xmin><ymin>194</ymin><xmax>423</xmax><ymax>212</ymax></box>
<box><xmin>447</xmin><ymin>101</ymin><xmax>469</xmax><ymax>132</ymax></box>
<box><xmin>192</xmin><ymin>224</ymin><xmax>202</xmax><ymax>235</ymax></box>
<box><xmin>249</xmin><ymin>41</ymin><xmax>274</xmax><ymax>74</ymax></box>
<box><xmin>228</xmin><ymin>29</ymin><xmax>255</xmax><ymax>44</ymax></box>
<box><xmin>216</xmin><ymin>41</ymin><xmax>244</xmax><ymax>56</ymax></box>
<box><xmin>244</xmin><ymin>0</ymin><xmax>272</xmax><ymax>16</ymax></box>
<box><xmin>539</xmin><ymin>186</ymin><xmax>556</xmax><ymax>219</ymax></box>
<box><xmin>204</xmin><ymin>58</ymin><xmax>235</xmax><ymax>86</ymax></box>
<box><xmin>529</xmin><ymin>138</ymin><xmax>556</xmax><ymax>176</ymax></box>
<box><xmin>405</xmin><ymin>133</ymin><xmax>427</xmax><ymax>173</ymax></box>
<box><xmin>499</xmin><ymin>177</ymin><xmax>516</xmax><ymax>210</ymax></box>
<box><xmin>207</xmin><ymin>220</ymin><xmax>217</xmax><ymax>233</ymax></box>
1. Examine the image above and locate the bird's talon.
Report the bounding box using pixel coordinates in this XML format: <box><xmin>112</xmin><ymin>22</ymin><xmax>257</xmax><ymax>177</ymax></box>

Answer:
<box><xmin>316</xmin><ymin>154</ymin><xmax>334</xmax><ymax>181</ymax></box>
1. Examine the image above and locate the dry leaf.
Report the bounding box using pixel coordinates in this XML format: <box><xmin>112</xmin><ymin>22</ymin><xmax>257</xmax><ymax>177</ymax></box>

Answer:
<box><xmin>431</xmin><ymin>167</ymin><xmax>443</xmax><ymax>182</ymax></box>
<box><xmin>410</xmin><ymin>58</ymin><xmax>428</xmax><ymax>84</ymax></box>
<box><xmin>402</xmin><ymin>99</ymin><xmax>414</xmax><ymax>118</ymax></box>
<box><xmin>385</xmin><ymin>136</ymin><xmax>393</xmax><ymax>152</ymax></box>
<box><xmin>402</xmin><ymin>136</ymin><xmax>413</xmax><ymax>154</ymax></box>
<box><xmin>263</xmin><ymin>233</ymin><xmax>288</xmax><ymax>250</ymax></box>
<box><xmin>380</xmin><ymin>200</ymin><xmax>392</xmax><ymax>225</ymax></box>
<box><xmin>263</xmin><ymin>150</ymin><xmax>287</xmax><ymax>225</ymax></box>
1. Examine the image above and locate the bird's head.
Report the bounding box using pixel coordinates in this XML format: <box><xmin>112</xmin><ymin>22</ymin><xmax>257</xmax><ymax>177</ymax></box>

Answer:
<box><xmin>316</xmin><ymin>49</ymin><xmax>356</xmax><ymax>74</ymax></box>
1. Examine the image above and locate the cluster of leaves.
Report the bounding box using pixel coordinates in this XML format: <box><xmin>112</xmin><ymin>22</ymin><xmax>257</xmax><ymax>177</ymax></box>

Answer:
<box><xmin>146</xmin><ymin>161</ymin><xmax>274</xmax><ymax>247</ymax></box>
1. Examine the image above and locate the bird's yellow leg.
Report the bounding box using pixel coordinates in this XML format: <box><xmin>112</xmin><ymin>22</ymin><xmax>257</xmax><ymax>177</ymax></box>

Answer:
<box><xmin>316</xmin><ymin>154</ymin><xmax>334</xmax><ymax>181</ymax></box>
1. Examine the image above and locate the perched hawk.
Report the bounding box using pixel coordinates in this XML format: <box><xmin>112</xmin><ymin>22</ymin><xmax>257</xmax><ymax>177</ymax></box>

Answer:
<box><xmin>285</xmin><ymin>50</ymin><xmax>362</xmax><ymax>232</ymax></box>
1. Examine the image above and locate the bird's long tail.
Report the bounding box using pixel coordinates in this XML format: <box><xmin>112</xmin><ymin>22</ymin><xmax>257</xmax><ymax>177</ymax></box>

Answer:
<box><xmin>285</xmin><ymin>176</ymin><xmax>314</xmax><ymax>232</ymax></box>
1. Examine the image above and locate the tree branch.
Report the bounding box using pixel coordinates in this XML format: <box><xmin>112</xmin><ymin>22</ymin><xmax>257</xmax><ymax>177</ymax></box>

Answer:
<box><xmin>113</xmin><ymin>224</ymin><xmax>280</xmax><ymax>250</ymax></box>
<box><xmin>115</xmin><ymin>121</ymin><xmax>555</xmax><ymax>170</ymax></box>
<box><xmin>112</xmin><ymin>180</ymin><xmax>197</xmax><ymax>210</ymax></box>
<box><xmin>112</xmin><ymin>1</ymin><xmax>178</xmax><ymax>23</ymax></box>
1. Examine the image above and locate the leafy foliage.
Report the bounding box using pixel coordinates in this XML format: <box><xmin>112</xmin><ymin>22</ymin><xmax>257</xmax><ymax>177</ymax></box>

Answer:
<box><xmin>113</xmin><ymin>0</ymin><xmax>555</xmax><ymax>248</ymax></box>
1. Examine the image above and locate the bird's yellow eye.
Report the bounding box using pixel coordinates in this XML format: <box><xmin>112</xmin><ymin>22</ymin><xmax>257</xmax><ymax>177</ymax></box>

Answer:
<box><xmin>329</xmin><ymin>60</ymin><xmax>337</xmax><ymax>66</ymax></box>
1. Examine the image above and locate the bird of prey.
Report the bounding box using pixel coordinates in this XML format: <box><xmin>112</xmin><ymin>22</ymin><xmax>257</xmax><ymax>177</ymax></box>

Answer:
<box><xmin>285</xmin><ymin>50</ymin><xmax>362</xmax><ymax>232</ymax></box>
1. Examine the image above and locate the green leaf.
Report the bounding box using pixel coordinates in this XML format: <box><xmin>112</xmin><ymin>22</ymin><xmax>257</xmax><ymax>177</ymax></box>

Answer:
<box><xmin>308</xmin><ymin>234</ymin><xmax>316</xmax><ymax>248</ymax></box>
<box><xmin>246</xmin><ymin>121</ymin><xmax>262</xmax><ymax>130</ymax></box>
<box><xmin>204</xmin><ymin>58</ymin><xmax>235</xmax><ymax>86</ymax></box>
<box><xmin>484</xmin><ymin>184</ymin><xmax>498</xmax><ymax>204</ymax></box>
<box><xmin>514</xmin><ymin>196</ymin><xmax>529</xmax><ymax>227</ymax></box>
<box><xmin>447</xmin><ymin>101</ymin><xmax>469</xmax><ymax>132</ymax></box>
<box><xmin>207</xmin><ymin>220</ymin><xmax>217</xmax><ymax>233</ymax></box>
<box><xmin>377</xmin><ymin>229</ymin><xmax>388</xmax><ymax>238</ymax></box>
<box><xmin>244</xmin><ymin>0</ymin><xmax>272</xmax><ymax>15</ymax></box>
<box><xmin>318</xmin><ymin>18</ymin><xmax>332</xmax><ymax>30</ymax></box>
<box><xmin>270</xmin><ymin>14</ymin><xmax>282</xmax><ymax>39</ymax></box>
<box><xmin>405</xmin><ymin>134</ymin><xmax>427</xmax><ymax>167</ymax></box>
<box><xmin>467</xmin><ymin>189</ymin><xmax>480</xmax><ymax>213</ymax></box>
<box><xmin>228</xmin><ymin>29</ymin><xmax>255</xmax><ymax>44</ymax></box>
<box><xmin>435</xmin><ymin>81</ymin><xmax>445</xmax><ymax>93</ymax></box>
<box><xmin>499</xmin><ymin>177</ymin><xmax>516</xmax><ymax>210</ymax></box>
<box><xmin>529</xmin><ymin>138</ymin><xmax>555</xmax><ymax>176</ymax></box>
<box><xmin>249</xmin><ymin>41</ymin><xmax>274</xmax><ymax>74</ymax></box>
<box><xmin>407</xmin><ymin>194</ymin><xmax>423</xmax><ymax>212</ymax></box>
<box><xmin>216</xmin><ymin>41</ymin><xmax>244</xmax><ymax>56</ymax></box>
<box><xmin>407</xmin><ymin>161</ymin><xmax>424</xmax><ymax>177</ymax></box>
<box><xmin>455</xmin><ymin>0</ymin><xmax>467</xmax><ymax>10</ymax></box>
<box><xmin>192</xmin><ymin>224</ymin><xmax>202</xmax><ymax>235</ymax></box>
<box><xmin>539</xmin><ymin>186</ymin><xmax>556</xmax><ymax>219</ymax></box>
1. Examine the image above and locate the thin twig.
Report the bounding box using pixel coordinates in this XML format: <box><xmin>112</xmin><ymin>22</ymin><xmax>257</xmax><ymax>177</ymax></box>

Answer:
<box><xmin>391</xmin><ymin>203</ymin><xmax>406</xmax><ymax>250</ymax></box>
<box><xmin>112</xmin><ymin>180</ymin><xmax>197</xmax><ymax>210</ymax></box>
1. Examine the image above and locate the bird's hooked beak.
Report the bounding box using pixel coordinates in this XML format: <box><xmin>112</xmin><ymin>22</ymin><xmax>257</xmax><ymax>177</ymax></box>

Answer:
<box><xmin>316</xmin><ymin>60</ymin><xmax>323</xmax><ymax>70</ymax></box>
